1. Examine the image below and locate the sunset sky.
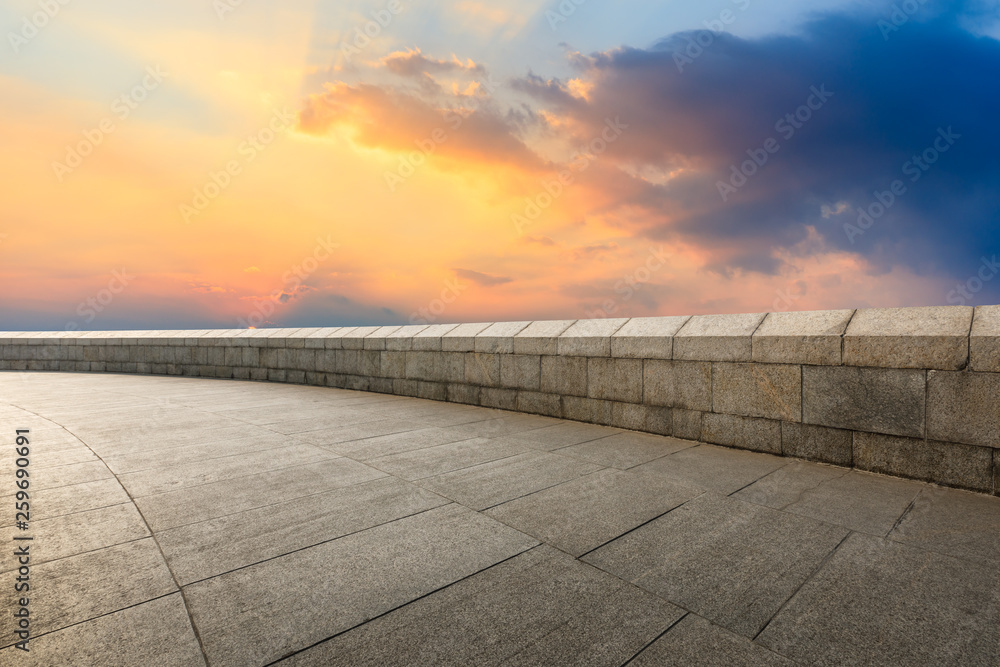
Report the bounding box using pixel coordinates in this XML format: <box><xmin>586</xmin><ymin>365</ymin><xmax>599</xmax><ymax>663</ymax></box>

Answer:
<box><xmin>2</xmin><ymin>0</ymin><xmax>998</xmax><ymax>330</ymax></box>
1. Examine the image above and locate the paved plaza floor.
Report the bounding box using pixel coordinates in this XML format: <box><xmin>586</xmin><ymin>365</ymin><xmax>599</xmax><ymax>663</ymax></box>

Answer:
<box><xmin>1</xmin><ymin>372</ymin><xmax>999</xmax><ymax>666</ymax></box>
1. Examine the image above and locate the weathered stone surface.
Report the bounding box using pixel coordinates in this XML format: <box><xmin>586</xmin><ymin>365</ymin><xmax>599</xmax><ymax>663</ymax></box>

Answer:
<box><xmin>157</xmin><ymin>477</ymin><xmax>447</xmax><ymax>584</ymax></box>
<box><xmin>671</xmin><ymin>409</ymin><xmax>702</xmax><ymax>440</ymax></box>
<box><xmin>927</xmin><ymin>370</ymin><xmax>1000</xmax><ymax>448</ymax></box>
<box><xmin>610</xmin><ymin>316</ymin><xmax>690</xmax><ymax>359</ymax></box>
<box><xmin>464</xmin><ymin>352</ymin><xmax>499</xmax><ymax>386</ymax></box>
<box><xmin>539</xmin><ymin>354</ymin><xmax>588</xmax><ymax>397</ymax></box>
<box><xmin>509</xmin><ymin>421</ymin><xmax>621</xmax><ymax>450</ymax></box>
<box><xmin>780</xmin><ymin>422</ymin><xmax>853</xmax><ymax>466</ymax></box>
<box><xmin>558</xmin><ymin>432</ymin><xmax>693</xmax><ymax>470</ymax></box>
<box><xmin>500</xmin><ymin>354</ymin><xmax>541</xmax><ymax>390</ymax></box>
<box><xmin>673</xmin><ymin>312</ymin><xmax>766</xmax><ymax>362</ymax></box>
<box><xmin>757</xmin><ymin>532</ymin><xmax>1000</xmax><ymax>666</ymax></box>
<box><xmin>512</xmin><ymin>319</ymin><xmax>576</xmax><ymax>355</ymax></box>
<box><xmin>515</xmin><ymin>390</ymin><xmax>561</xmax><ymax>417</ymax></box>
<box><xmin>418</xmin><ymin>450</ymin><xmax>602</xmax><ymax>510</ymax></box>
<box><xmin>777</xmin><ymin>470</ymin><xmax>922</xmax><ymax>536</ymax></box>
<box><xmin>854</xmin><ymin>432</ymin><xmax>992</xmax><ymax>492</ymax></box>
<box><xmin>486</xmin><ymin>469</ymin><xmax>702</xmax><ymax>556</ymax></box>
<box><xmin>184</xmin><ymin>505</ymin><xmax>537</xmax><ymax>667</ymax></box>
<box><xmin>406</xmin><ymin>350</ymin><xmax>464</xmax><ymax>383</ymax></box>
<box><xmin>610</xmin><ymin>402</ymin><xmax>672</xmax><ymax>435</ymax></box>
<box><xmin>630</xmin><ymin>614</ymin><xmax>795</xmax><ymax>667</ymax></box>
<box><xmin>585</xmin><ymin>493</ymin><xmax>849</xmax><ymax>638</ymax></box>
<box><xmin>280</xmin><ymin>546</ymin><xmax>682</xmax><ymax>667</ymax></box>
<box><xmin>891</xmin><ymin>486</ymin><xmax>1000</xmax><ymax>563</ymax></box>
<box><xmin>0</xmin><ymin>594</ymin><xmax>206</xmax><ymax>667</ymax></box>
<box><xmin>384</xmin><ymin>324</ymin><xmax>429</xmax><ymax>351</ymax></box>
<box><xmin>588</xmin><ymin>358</ymin><xmax>642</xmax><ymax>403</ymax></box>
<box><xmin>557</xmin><ymin>318</ymin><xmax>629</xmax><ymax>357</ymax></box>
<box><xmin>712</xmin><ymin>362</ymin><xmax>801</xmax><ymax>421</ymax></box>
<box><xmin>843</xmin><ymin>306</ymin><xmax>973</xmax><ymax>370</ymax></box>
<box><xmin>474</xmin><ymin>321</ymin><xmax>532</xmax><ymax>354</ymax></box>
<box><xmin>410</xmin><ymin>323</ymin><xmax>460</xmax><ymax>351</ymax></box>
<box><xmin>970</xmin><ymin>305</ymin><xmax>1000</xmax><ymax>372</ymax></box>
<box><xmin>752</xmin><ymin>309</ymin><xmax>854</xmax><ymax>365</ymax></box>
<box><xmin>701</xmin><ymin>413</ymin><xmax>782</xmax><ymax>454</ymax></box>
<box><xmin>643</xmin><ymin>360</ymin><xmax>711</xmax><ymax>411</ymax></box>
<box><xmin>733</xmin><ymin>461</ymin><xmax>849</xmax><ymax>510</ymax></box>
<box><xmin>802</xmin><ymin>366</ymin><xmax>925</xmax><ymax>437</ymax></box>
<box><xmin>634</xmin><ymin>444</ymin><xmax>785</xmax><ymax>495</ymax></box>
<box><xmin>442</xmin><ymin>322</ymin><xmax>493</xmax><ymax>352</ymax></box>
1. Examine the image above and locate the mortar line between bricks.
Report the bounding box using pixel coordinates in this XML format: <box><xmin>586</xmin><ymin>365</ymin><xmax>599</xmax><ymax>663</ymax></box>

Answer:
<box><xmin>751</xmin><ymin>530</ymin><xmax>852</xmax><ymax>642</ymax></box>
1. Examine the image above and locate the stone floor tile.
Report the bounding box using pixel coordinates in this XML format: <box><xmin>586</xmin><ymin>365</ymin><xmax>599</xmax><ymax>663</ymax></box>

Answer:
<box><xmin>486</xmin><ymin>469</ymin><xmax>703</xmax><ymax>556</ymax></box>
<box><xmin>757</xmin><ymin>532</ymin><xmax>1000</xmax><ymax>666</ymax></box>
<box><xmin>584</xmin><ymin>493</ymin><xmax>849</xmax><ymax>638</ymax></box>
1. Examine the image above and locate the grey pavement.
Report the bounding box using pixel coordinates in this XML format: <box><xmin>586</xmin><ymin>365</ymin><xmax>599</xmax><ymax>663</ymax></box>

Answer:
<box><xmin>1</xmin><ymin>372</ymin><xmax>999</xmax><ymax>666</ymax></box>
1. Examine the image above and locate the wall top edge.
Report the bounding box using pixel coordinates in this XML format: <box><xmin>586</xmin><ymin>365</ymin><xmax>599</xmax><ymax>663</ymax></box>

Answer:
<box><xmin>1</xmin><ymin>305</ymin><xmax>996</xmax><ymax>341</ymax></box>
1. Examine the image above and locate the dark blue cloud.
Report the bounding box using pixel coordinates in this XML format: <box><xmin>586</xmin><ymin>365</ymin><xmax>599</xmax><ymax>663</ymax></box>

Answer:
<box><xmin>518</xmin><ymin>2</ymin><xmax>1000</xmax><ymax>302</ymax></box>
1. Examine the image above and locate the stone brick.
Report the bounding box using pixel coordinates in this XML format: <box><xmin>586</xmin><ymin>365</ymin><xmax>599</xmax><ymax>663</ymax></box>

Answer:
<box><xmin>611</xmin><ymin>316</ymin><xmax>690</xmax><ymax>359</ymax></box>
<box><xmin>643</xmin><ymin>360</ymin><xmax>712</xmax><ymax>411</ymax></box>
<box><xmin>926</xmin><ymin>371</ymin><xmax>1000</xmax><ymax>449</ymax></box>
<box><xmin>474</xmin><ymin>321</ymin><xmax>532</xmax><ymax>354</ymax></box>
<box><xmin>702</xmin><ymin>413</ymin><xmax>781</xmax><ymax>454</ymax></box>
<box><xmin>512</xmin><ymin>320</ymin><xmax>576</xmax><ymax>356</ymax></box>
<box><xmin>558</xmin><ymin>319</ymin><xmax>629</xmax><ymax>357</ymax></box>
<box><xmin>465</xmin><ymin>352</ymin><xmax>500</xmax><ymax>386</ymax></box>
<box><xmin>447</xmin><ymin>383</ymin><xmax>480</xmax><ymax>405</ymax></box>
<box><xmin>411</xmin><ymin>324</ymin><xmax>460</xmax><ymax>351</ymax></box>
<box><xmin>674</xmin><ymin>312</ymin><xmax>766</xmax><ymax>362</ymax></box>
<box><xmin>385</xmin><ymin>325</ymin><xmax>430</xmax><ymax>351</ymax></box>
<box><xmin>588</xmin><ymin>358</ymin><xmax>643</xmax><ymax>403</ymax></box>
<box><xmin>516</xmin><ymin>391</ymin><xmax>561</xmax><ymax>417</ymax></box>
<box><xmin>712</xmin><ymin>363</ymin><xmax>801</xmax><ymax>422</ymax></box>
<box><xmin>802</xmin><ymin>366</ymin><xmax>925</xmax><ymax>438</ymax></box>
<box><xmin>671</xmin><ymin>409</ymin><xmax>702</xmax><ymax>441</ymax></box>
<box><xmin>843</xmin><ymin>306</ymin><xmax>973</xmax><ymax>370</ymax></box>
<box><xmin>854</xmin><ymin>432</ymin><xmax>992</xmax><ymax>492</ymax></box>
<box><xmin>442</xmin><ymin>323</ymin><xmax>492</xmax><ymax>352</ymax></box>
<box><xmin>970</xmin><ymin>305</ymin><xmax>1000</xmax><ymax>372</ymax></box>
<box><xmin>480</xmin><ymin>387</ymin><xmax>517</xmax><ymax>410</ymax></box>
<box><xmin>500</xmin><ymin>354</ymin><xmax>540</xmax><ymax>390</ymax></box>
<box><xmin>362</xmin><ymin>325</ymin><xmax>403</xmax><ymax>350</ymax></box>
<box><xmin>610</xmin><ymin>402</ymin><xmax>672</xmax><ymax>436</ymax></box>
<box><xmin>752</xmin><ymin>309</ymin><xmax>854</xmax><ymax>365</ymax></box>
<box><xmin>540</xmin><ymin>356</ymin><xmax>588</xmax><ymax>397</ymax></box>
<box><xmin>780</xmin><ymin>422</ymin><xmax>852</xmax><ymax>466</ymax></box>
<box><xmin>563</xmin><ymin>396</ymin><xmax>614</xmax><ymax>426</ymax></box>
<box><xmin>380</xmin><ymin>351</ymin><xmax>406</xmax><ymax>379</ymax></box>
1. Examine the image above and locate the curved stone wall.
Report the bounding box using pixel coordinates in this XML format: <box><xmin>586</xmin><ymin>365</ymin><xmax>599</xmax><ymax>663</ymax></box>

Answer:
<box><xmin>2</xmin><ymin>305</ymin><xmax>998</xmax><ymax>495</ymax></box>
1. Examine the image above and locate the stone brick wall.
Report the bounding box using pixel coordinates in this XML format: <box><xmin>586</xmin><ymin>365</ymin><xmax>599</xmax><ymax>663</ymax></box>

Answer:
<box><xmin>2</xmin><ymin>305</ymin><xmax>998</xmax><ymax>495</ymax></box>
